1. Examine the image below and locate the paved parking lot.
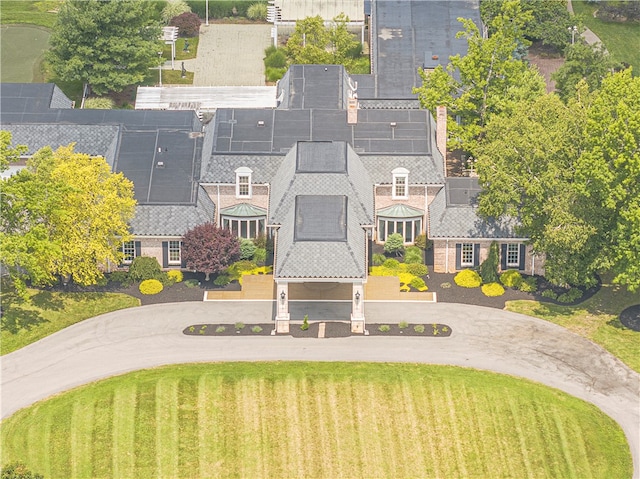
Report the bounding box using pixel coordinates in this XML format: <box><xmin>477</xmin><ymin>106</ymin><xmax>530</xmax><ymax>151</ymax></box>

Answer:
<box><xmin>186</xmin><ymin>24</ymin><xmax>273</xmax><ymax>86</ymax></box>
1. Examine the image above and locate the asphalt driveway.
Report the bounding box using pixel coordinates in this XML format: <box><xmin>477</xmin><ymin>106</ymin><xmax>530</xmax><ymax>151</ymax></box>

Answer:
<box><xmin>2</xmin><ymin>301</ymin><xmax>638</xmax><ymax>478</ymax></box>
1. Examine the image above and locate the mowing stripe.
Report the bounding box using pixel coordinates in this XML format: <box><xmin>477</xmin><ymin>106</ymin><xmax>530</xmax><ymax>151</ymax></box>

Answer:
<box><xmin>413</xmin><ymin>380</ymin><xmax>440</xmax><ymax>478</ymax></box>
<box><xmin>112</xmin><ymin>382</ymin><xmax>137</xmax><ymax>478</ymax></box>
<box><xmin>70</xmin><ymin>398</ymin><xmax>95</xmax><ymax>478</ymax></box>
<box><xmin>444</xmin><ymin>381</ymin><xmax>470</xmax><ymax>477</ymax></box>
<box><xmin>156</xmin><ymin>376</ymin><xmax>179</xmax><ymax>478</ymax></box>
<box><xmin>134</xmin><ymin>382</ymin><xmax>157</xmax><ymax>477</ymax></box>
<box><xmin>564</xmin><ymin>412</ymin><xmax>594</xmax><ymax>478</ymax></box>
<box><xmin>197</xmin><ymin>374</ymin><xmax>224</xmax><ymax>478</ymax></box>
<box><xmin>177</xmin><ymin>378</ymin><xmax>199</xmax><ymax>477</ymax></box>
<box><xmin>91</xmin><ymin>393</ymin><xmax>114</xmax><ymax>478</ymax></box>
<box><xmin>507</xmin><ymin>394</ymin><xmax>535</xmax><ymax>478</ymax></box>
<box><xmin>551</xmin><ymin>405</ymin><xmax>578</xmax><ymax>478</ymax></box>
<box><xmin>486</xmin><ymin>388</ymin><xmax>516</xmax><ymax>477</ymax></box>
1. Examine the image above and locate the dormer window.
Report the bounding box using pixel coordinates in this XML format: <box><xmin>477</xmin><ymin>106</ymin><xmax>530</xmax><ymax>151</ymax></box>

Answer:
<box><xmin>235</xmin><ymin>167</ymin><xmax>252</xmax><ymax>198</ymax></box>
<box><xmin>392</xmin><ymin>167</ymin><xmax>409</xmax><ymax>199</ymax></box>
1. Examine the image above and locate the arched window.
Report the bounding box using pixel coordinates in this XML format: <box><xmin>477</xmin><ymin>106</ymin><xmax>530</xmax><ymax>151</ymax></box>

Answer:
<box><xmin>392</xmin><ymin>167</ymin><xmax>409</xmax><ymax>199</ymax></box>
<box><xmin>235</xmin><ymin>167</ymin><xmax>252</xmax><ymax>199</ymax></box>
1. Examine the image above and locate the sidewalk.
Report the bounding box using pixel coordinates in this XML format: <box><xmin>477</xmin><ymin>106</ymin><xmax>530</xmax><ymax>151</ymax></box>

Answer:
<box><xmin>567</xmin><ymin>0</ymin><xmax>605</xmax><ymax>47</ymax></box>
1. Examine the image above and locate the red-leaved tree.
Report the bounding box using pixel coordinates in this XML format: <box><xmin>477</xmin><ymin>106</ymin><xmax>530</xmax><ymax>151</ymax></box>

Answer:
<box><xmin>182</xmin><ymin>223</ymin><xmax>240</xmax><ymax>281</ymax></box>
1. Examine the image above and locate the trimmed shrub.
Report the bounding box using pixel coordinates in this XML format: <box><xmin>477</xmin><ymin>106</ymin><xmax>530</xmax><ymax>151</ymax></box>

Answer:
<box><xmin>167</xmin><ymin>269</ymin><xmax>183</xmax><ymax>283</ymax></box>
<box><xmin>264</xmin><ymin>49</ymin><xmax>287</xmax><ymax>68</ymax></box>
<box><xmin>454</xmin><ymin>269</ymin><xmax>482</xmax><ymax>288</ymax></box>
<box><xmin>440</xmin><ymin>282</ymin><xmax>452</xmax><ymax>289</ymax></box>
<box><xmin>247</xmin><ymin>3</ymin><xmax>268</xmax><ymax>20</ymax></box>
<box><xmin>404</xmin><ymin>246</ymin><xmax>423</xmax><ymax>264</ymax></box>
<box><xmin>162</xmin><ymin>0</ymin><xmax>191</xmax><ymax>24</ymax></box>
<box><xmin>213</xmin><ymin>274</ymin><xmax>230</xmax><ymax>286</ymax></box>
<box><xmin>184</xmin><ymin>278</ymin><xmax>199</xmax><ymax>288</ymax></box>
<box><xmin>500</xmin><ymin>269</ymin><xmax>523</xmax><ymax>288</ymax></box>
<box><xmin>519</xmin><ymin>276</ymin><xmax>537</xmax><ymax>293</ymax></box>
<box><xmin>481</xmin><ymin>282</ymin><xmax>505</xmax><ymax>297</ymax></box>
<box><xmin>216</xmin><ymin>325</ymin><xmax>226</xmax><ymax>333</ymax></box>
<box><xmin>372</xmin><ymin>253</ymin><xmax>386</xmax><ymax>266</ymax></box>
<box><xmin>480</xmin><ymin>241</ymin><xmax>499</xmax><ymax>284</ymax></box>
<box><xmin>541</xmin><ymin>289</ymin><xmax>558</xmax><ymax>300</ymax></box>
<box><xmin>253</xmin><ymin>247</ymin><xmax>267</xmax><ymax>266</ymax></box>
<box><xmin>266</xmin><ymin>67</ymin><xmax>287</xmax><ymax>82</ymax></box>
<box><xmin>239</xmin><ymin>238</ymin><xmax>257</xmax><ymax>260</ymax></box>
<box><xmin>378</xmin><ymin>324</ymin><xmax>391</xmax><ymax>332</ymax></box>
<box><xmin>382</xmin><ymin>258</ymin><xmax>400</xmax><ymax>270</ymax></box>
<box><xmin>406</xmin><ymin>263</ymin><xmax>428</xmax><ymax>277</ymax></box>
<box><xmin>409</xmin><ymin>276</ymin><xmax>428</xmax><ymax>291</ymax></box>
<box><xmin>414</xmin><ymin>324</ymin><xmax>425</xmax><ymax>333</ymax></box>
<box><xmin>558</xmin><ymin>287</ymin><xmax>583</xmax><ymax>303</ymax></box>
<box><xmin>414</xmin><ymin>233</ymin><xmax>430</xmax><ymax>250</ymax></box>
<box><xmin>384</xmin><ymin>233</ymin><xmax>405</xmax><ymax>256</ymax></box>
<box><xmin>139</xmin><ymin>279</ymin><xmax>163</xmax><ymax>295</ymax></box>
<box><xmin>235</xmin><ymin>322</ymin><xmax>244</xmax><ymax>330</ymax></box>
<box><xmin>156</xmin><ymin>271</ymin><xmax>175</xmax><ymax>286</ymax></box>
<box><xmin>128</xmin><ymin>256</ymin><xmax>162</xmax><ymax>282</ymax></box>
<box><xmin>253</xmin><ymin>233</ymin><xmax>268</xmax><ymax>250</ymax></box>
<box><xmin>84</xmin><ymin>97</ymin><xmax>114</xmax><ymax>109</ymax></box>
<box><xmin>108</xmin><ymin>271</ymin><xmax>131</xmax><ymax>286</ymax></box>
<box><xmin>251</xmin><ymin>325</ymin><xmax>263</xmax><ymax>333</ymax></box>
<box><xmin>301</xmin><ymin>315</ymin><xmax>309</xmax><ymax>331</ymax></box>
<box><xmin>398</xmin><ymin>321</ymin><xmax>409</xmax><ymax>329</ymax></box>
<box><xmin>169</xmin><ymin>11</ymin><xmax>201</xmax><ymax>37</ymax></box>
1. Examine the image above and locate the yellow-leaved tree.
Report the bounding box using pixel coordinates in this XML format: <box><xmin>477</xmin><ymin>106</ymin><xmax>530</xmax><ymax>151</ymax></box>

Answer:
<box><xmin>0</xmin><ymin>143</ymin><xmax>136</xmax><ymax>293</ymax></box>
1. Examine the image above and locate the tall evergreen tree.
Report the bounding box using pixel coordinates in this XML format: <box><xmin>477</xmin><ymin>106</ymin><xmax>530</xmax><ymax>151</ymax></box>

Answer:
<box><xmin>47</xmin><ymin>0</ymin><xmax>162</xmax><ymax>95</ymax></box>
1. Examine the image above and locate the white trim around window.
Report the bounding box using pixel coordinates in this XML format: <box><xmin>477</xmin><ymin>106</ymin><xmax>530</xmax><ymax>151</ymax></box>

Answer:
<box><xmin>377</xmin><ymin>217</ymin><xmax>422</xmax><ymax>244</ymax></box>
<box><xmin>235</xmin><ymin>167</ymin><xmax>253</xmax><ymax>199</ymax></box>
<box><xmin>222</xmin><ymin>216</ymin><xmax>266</xmax><ymax>239</ymax></box>
<box><xmin>461</xmin><ymin>243</ymin><xmax>474</xmax><ymax>267</ymax></box>
<box><xmin>392</xmin><ymin>167</ymin><xmax>409</xmax><ymax>199</ymax></box>
<box><xmin>168</xmin><ymin>240</ymin><xmax>181</xmax><ymax>265</ymax></box>
<box><xmin>506</xmin><ymin>243</ymin><xmax>520</xmax><ymax>268</ymax></box>
<box><xmin>122</xmin><ymin>241</ymin><xmax>136</xmax><ymax>264</ymax></box>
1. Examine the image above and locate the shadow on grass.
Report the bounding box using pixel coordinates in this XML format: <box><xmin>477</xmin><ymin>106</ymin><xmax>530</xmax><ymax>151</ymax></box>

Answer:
<box><xmin>31</xmin><ymin>291</ymin><xmax>64</xmax><ymax>311</ymax></box>
<box><xmin>1</xmin><ymin>305</ymin><xmax>48</xmax><ymax>335</ymax></box>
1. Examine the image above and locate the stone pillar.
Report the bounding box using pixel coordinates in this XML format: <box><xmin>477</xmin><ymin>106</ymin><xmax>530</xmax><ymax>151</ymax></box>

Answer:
<box><xmin>436</xmin><ymin>105</ymin><xmax>447</xmax><ymax>166</ymax></box>
<box><xmin>275</xmin><ymin>282</ymin><xmax>290</xmax><ymax>333</ymax></box>
<box><xmin>350</xmin><ymin>282</ymin><xmax>365</xmax><ymax>333</ymax></box>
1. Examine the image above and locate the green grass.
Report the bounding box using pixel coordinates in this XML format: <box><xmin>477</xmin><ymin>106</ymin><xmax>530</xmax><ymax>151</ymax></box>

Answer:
<box><xmin>0</xmin><ymin>0</ymin><xmax>59</xmax><ymax>29</ymax></box>
<box><xmin>572</xmin><ymin>0</ymin><xmax>640</xmax><ymax>73</ymax></box>
<box><xmin>0</xmin><ymin>25</ymin><xmax>50</xmax><ymax>82</ymax></box>
<box><xmin>0</xmin><ymin>288</ymin><xmax>140</xmax><ymax>355</ymax></box>
<box><xmin>506</xmin><ymin>278</ymin><xmax>640</xmax><ymax>372</ymax></box>
<box><xmin>1</xmin><ymin>362</ymin><xmax>631</xmax><ymax>478</ymax></box>
<box><xmin>162</xmin><ymin>37</ymin><xmax>199</xmax><ymax>61</ymax></box>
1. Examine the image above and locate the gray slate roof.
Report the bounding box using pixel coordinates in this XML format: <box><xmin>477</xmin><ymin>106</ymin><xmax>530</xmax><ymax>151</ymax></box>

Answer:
<box><xmin>269</xmin><ymin>142</ymin><xmax>374</xmax><ymax>279</ymax></box>
<box><xmin>129</xmin><ymin>186</ymin><xmax>215</xmax><ymax>236</ymax></box>
<box><xmin>428</xmin><ymin>179</ymin><xmax>520</xmax><ymax>239</ymax></box>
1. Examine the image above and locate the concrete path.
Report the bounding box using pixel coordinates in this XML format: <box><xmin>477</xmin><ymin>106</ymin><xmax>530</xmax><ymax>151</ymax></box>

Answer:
<box><xmin>188</xmin><ymin>24</ymin><xmax>272</xmax><ymax>86</ymax></box>
<box><xmin>567</xmin><ymin>0</ymin><xmax>606</xmax><ymax>47</ymax></box>
<box><xmin>2</xmin><ymin>301</ymin><xmax>638</xmax><ymax>478</ymax></box>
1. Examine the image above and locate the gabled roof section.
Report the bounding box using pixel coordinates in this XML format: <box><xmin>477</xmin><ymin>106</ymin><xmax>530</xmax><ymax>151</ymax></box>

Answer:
<box><xmin>296</xmin><ymin>141</ymin><xmax>346</xmax><ymax>173</ymax></box>
<box><xmin>0</xmin><ymin>83</ymin><xmax>73</xmax><ymax>113</ymax></box>
<box><xmin>377</xmin><ymin>203</ymin><xmax>424</xmax><ymax>218</ymax></box>
<box><xmin>269</xmin><ymin>141</ymin><xmax>374</xmax><ymax>279</ymax></box>
<box><xmin>219</xmin><ymin>203</ymin><xmax>267</xmax><ymax>217</ymax></box>
<box><xmin>428</xmin><ymin>179</ymin><xmax>520</xmax><ymax>239</ymax></box>
<box><xmin>129</xmin><ymin>185</ymin><xmax>216</xmax><ymax>236</ymax></box>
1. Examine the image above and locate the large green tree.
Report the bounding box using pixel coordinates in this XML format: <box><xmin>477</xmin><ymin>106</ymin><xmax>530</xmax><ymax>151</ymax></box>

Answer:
<box><xmin>0</xmin><ymin>144</ymin><xmax>136</xmax><ymax>294</ymax></box>
<box><xmin>0</xmin><ymin>131</ymin><xmax>26</xmax><ymax>172</ymax></box>
<box><xmin>413</xmin><ymin>0</ymin><xmax>546</xmax><ymax>152</ymax></box>
<box><xmin>285</xmin><ymin>14</ymin><xmax>362</xmax><ymax>72</ymax></box>
<box><xmin>476</xmin><ymin>70</ymin><xmax>640</xmax><ymax>290</ymax></box>
<box><xmin>46</xmin><ymin>0</ymin><xmax>162</xmax><ymax>95</ymax></box>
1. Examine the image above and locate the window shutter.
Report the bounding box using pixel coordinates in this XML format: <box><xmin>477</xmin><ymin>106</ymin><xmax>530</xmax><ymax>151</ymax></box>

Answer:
<box><xmin>134</xmin><ymin>241</ymin><xmax>141</xmax><ymax>258</ymax></box>
<box><xmin>455</xmin><ymin>243</ymin><xmax>461</xmax><ymax>270</ymax></box>
<box><xmin>500</xmin><ymin>244</ymin><xmax>507</xmax><ymax>270</ymax></box>
<box><xmin>519</xmin><ymin>244</ymin><xmax>526</xmax><ymax>271</ymax></box>
<box><xmin>181</xmin><ymin>241</ymin><xmax>187</xmax><ymax>268</ymax></box>
<box><xmin>162</xmin><ymin>241</ymin><xmax>168</xmax><ymax>268</ymax></box>
<box><xmin>473</xmin><ymin>244</ymin><xmax>480</xmax><ymax>267</ymax></box>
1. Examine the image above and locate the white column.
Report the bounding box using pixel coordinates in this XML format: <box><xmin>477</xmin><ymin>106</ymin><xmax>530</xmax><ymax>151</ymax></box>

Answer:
<box><xmin>275</xmin><ymin>282</ymin><xmax>290</xmax><ymax>333</ymax></box>
<box><xmin>350</xmin><ymin>282</ymin><xmax>365</xmax><ymax>333</ymax></box>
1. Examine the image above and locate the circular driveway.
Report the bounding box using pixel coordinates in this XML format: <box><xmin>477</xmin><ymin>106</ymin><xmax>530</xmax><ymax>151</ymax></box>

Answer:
<box><xmin>2</xmin><ymin>301</ymin><xmax>638</xmax><ymax>478</ymax></box>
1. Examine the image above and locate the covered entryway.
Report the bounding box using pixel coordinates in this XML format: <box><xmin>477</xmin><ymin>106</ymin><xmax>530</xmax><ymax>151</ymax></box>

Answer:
<box><xmin>287</xmin><ymin>282</ymin><xmax>352</xmax><ymax>321</ymax></box>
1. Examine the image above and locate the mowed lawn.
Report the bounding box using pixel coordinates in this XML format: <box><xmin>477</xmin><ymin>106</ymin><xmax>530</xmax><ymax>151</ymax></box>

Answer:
<box><xmin>1</xmin><ymin>363</ymin><xmax>631</xmax><ymax>479</ymax></box>
<box><xmin>0</xmin><ymin>25</ymin><xmax>50</xmax><ymax>82</ymax></box>
<box><xmin>506</xmin><ymin>278</ymin><xmax>640</xmax><ymax>373</ymax></box>
<box><xmin>1</xmin><ymin>288</ymin><xmax>140</xmax><ymax>355</ymax></box>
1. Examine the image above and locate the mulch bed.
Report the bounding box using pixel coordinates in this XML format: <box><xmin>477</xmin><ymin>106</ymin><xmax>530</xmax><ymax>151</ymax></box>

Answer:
<box><xmin>183</xmin><ymin>323</ymin><xmax>273</xmax><ymax>336</ymax></box>
<box><xmin>619</xmin><ymin>305</ymin><xmax>640</xmax><ymax>332</ymax></box>
<box><xmin>289</xmin><ymin>321</ymin><xmax>352</xmax><ymax>338</ymax></box>
<box><xmin>367</xmin><ymin>323</ymin><xmax>452</xmax><ymax>337</ymax></box>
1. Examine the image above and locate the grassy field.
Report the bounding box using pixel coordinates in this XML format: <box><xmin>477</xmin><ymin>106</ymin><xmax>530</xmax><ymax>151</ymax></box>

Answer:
<box><xmin>0</xmin><ymin>0</ymin><xmax>59</xmax><ymax>29</ymax></box>
<box><xmin>506</xmin><ymin>278</ymin><xmax>640</xmax><ymax>372</ymax></box>
<box><xmin>0</xmin><ymin>25</ymin><xmax>50</xmax><ymax>82</ymax></box>
<box><xmin>0</xmin><ymin>289</ymin><xmax>140</xmax><ymax>355</ymax></box>
<box><xmin>572</xmin><ymin>1</ymin><xmax>640</xmax><ymax>73</ymax></box>
<box><xmin>1</xmin><ymin>362</ymin><xmax>631</xmax><ymax>479</ymax></box>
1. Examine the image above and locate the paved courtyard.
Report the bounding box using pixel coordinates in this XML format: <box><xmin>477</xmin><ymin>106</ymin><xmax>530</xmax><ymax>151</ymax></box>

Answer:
<box><xmin>185</xmin><ymin>24</ymin><xmax>273</xmax><ymax>86</ymax></box>
<box><xmin>2</xmin><ymin>301</ymin><xmax>638</xmax><ymax>478</ymax></box>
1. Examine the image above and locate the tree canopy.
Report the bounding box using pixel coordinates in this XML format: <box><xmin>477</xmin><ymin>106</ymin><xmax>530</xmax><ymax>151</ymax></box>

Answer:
<box><xmin>181</xmin><ymin>223</ymin><xmax>240</xmax><ymax>281</ymax></box>
<box><xmin>285</xmin><ymin>14</ymin><xmax>362</xmax><ymax>72</ymax></box>
<box><xmin>46</xmin><ymin>0</ymin><xmax>162</xmax><ymax>95</ymax></box>
<box><xmin>0</xmin><ymin>144</ymin><xmax>136</xmax><ymax>295</ymax></box>
<box><xmin>476</xmin><ymin>70</ymin><xmax>640</xmax><ymax>290</ymax></box>
<box><xmin>0</xmin><ymin>131</ymin><xmax>27</xmax><ymax>172</ymax></box>
<box><xmin>413</xmin><ymin>0</ymin><xmax>546</xmax><ymax>152</ymax></box>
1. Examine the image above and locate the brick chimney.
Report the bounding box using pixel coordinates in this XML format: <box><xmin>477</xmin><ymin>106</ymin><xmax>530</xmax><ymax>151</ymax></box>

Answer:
<box><xmin>436</xmin><ymin>105</ymin><xmax>447</xmax><ymax>158</ymax></box>
<box><xmin>347</xmin><ymin>97</ymin><xmax>358</xmax><ymax>125</ymax></box>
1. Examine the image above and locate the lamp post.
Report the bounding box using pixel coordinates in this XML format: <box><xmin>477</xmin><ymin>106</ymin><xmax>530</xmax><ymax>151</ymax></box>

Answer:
<box><xmin>158</xmin><ymin>51</ymin><xmax>163</xmax><ymax>86</ymax></box>
<box><xmin>569</xmin><ymin>25</ymin><xmax>578</xmax><ymax>45</ymax></box>
<box><xmin>206</xmin><ymin>0</ymin><xmax>209</xmax><ymax>25</ymax></box>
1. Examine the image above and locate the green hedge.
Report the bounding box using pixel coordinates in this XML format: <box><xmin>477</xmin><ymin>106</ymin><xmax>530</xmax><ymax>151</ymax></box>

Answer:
<box><xmin>500</xmin><ymin>270</ymin><xmax>523</xmax><ymax>288</ymax></box>
<box><xmin>481</xmin><ymin>282</ymin><xmax>505</xmax><ymax>297</ymax></box>
<box><xmin>454</xmin><ymin>269</ymin><xmax>482</xmax><ymax>288</ymax></box>
<box><xmin>139</xmin><ymin>279</ymin><xmax>164</xmax><ymax>295</ymax></box>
